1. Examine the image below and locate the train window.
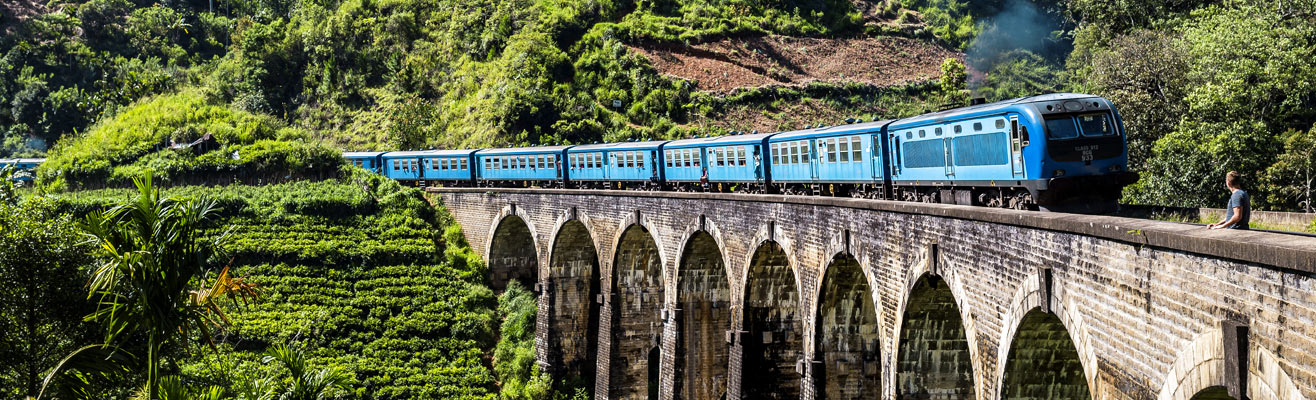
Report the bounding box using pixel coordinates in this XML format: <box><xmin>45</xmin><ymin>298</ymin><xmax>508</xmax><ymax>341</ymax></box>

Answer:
<box><xmin>827</xmin><ymin>139</ymin><xmax>838</xmax><ymax>163</ymax></box>
<box><xmin>411</xmin><ymin>159</ymin><xmax>418</xmax><ymax>171</ymax></box>
<box><xmin>799</xmin><ymin>141</ymin><xmax>809</xmax><ymax>162</ymax></box>
<box><xmin>839</xmin><ymin>139</ymin><xmax>850</xmax><ymax>162</ymax></box>
<box><xmin>502</xmin><ymin>157</ymin><xmax>509</xmax><ymax>169</ymax></box>
<box><xmin>973</xmin><ymin>122</ymin><xmax>983</xmax><ymax>131</ymax></box>
<box><xmin>393</xmin><ymin>160</ymin><xmax>400</xmax><ymax>171</ymax></box>
<box><xmin>955</xmin><ymin>125</ymin><xmax>962</xmax><ymax>134</ymax></box>
<box><xmin>996</xmin><ymin>119</ymin><xmax>1006</xmax><ymax>129</ymax></box>
<box><xmin>630</xmin><ymin>152</ymin><xmax>637</xmax><ymax>168</ymax></box>
<box><xmin>1077</xmin><ymin>113</ymin><xmax>1113</xmax><ymax>137</ymax></box>
<box><xmin>1045</xmin><ymin>117</ymin><xmax>1080</xmax><ymax>139</ymax></box>
<box><xmin>906</xmin><ymin>132</ymin><xmax>912</xmax><ymax>139</ymax></box>
<box><xmin>736</xmin><ymin>147</ymin><xmax>745</xmax><ymax>166</ymax></box>
<box><xmin>790</xmin><ymin>143</ymin><xmax>799</xmax><ymax>164</ymax></box>
<box><xmin>935</xmin><ymin>127</ymin><xmax>943</xmax><ymax>136</ymax></box>
<box><xmin>851</xmin><ymin>136</ymin><xmax>862</xmax><ymax>162</ymax></box>
<box><xmin>695</xmin><ymin>150</ymin><xmax>703</xmax><ymax>167</ymax></box>
<box><xmin>919</xmin><ymin>130</ymin><xmax>926</xmax><ymax>138</ymax></box>
<box><xmin>460</xmin><ymin>158</ymin><xmax>467</xmax><ymax>170</ymax></box>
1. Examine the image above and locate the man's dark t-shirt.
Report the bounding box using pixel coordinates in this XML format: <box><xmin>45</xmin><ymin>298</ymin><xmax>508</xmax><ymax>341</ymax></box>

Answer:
<box><xmin>1224</xmin><ymin>189</ymin><xmax>1251</xmax><ymax>229</ymax></box>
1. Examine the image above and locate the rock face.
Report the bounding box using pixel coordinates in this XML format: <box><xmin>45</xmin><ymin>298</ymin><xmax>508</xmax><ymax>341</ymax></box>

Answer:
<box><xmin>436</xmin><ymin>188</ymin><xmax>1316</xmax><ymax>400</ymax></box>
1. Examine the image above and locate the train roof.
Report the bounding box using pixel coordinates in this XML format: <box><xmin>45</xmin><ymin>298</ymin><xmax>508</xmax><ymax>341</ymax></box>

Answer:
<box><xmin>769</xmin><ymin>120</ymin><xmax>894</xmax><ymax>141</ymax></box>
<box><xmin>477</xmin><ymin>146</ymin><xmax>573</xmax><ymax>155</ymax></box>
<box><xmin>382</xmin><ymin>149</ymin><xmax>479</xmax><ymax>157</ymax></box>
<box><xmin>890</xmin><ymin>93</ymin><xmax>1105</xmax><ymax>128</ymax></box>
<box><xmin>0</xmin><ymin>158</ymin><xmax>45</xmax><ymax>164</ymax></box>
<box><xmin>568</xmin><ymin>140</ymin><xmax>668</xmax><ymax>151</ymax></box>
<box><xmin>664</xmin><ymin>132</ymin><xmax>777</xmax><ymax>148</ymax></box>
<box><xmin>343</xmin><ymin>151</ymin><xmax>386</xmax><ymax>158</ymax></box>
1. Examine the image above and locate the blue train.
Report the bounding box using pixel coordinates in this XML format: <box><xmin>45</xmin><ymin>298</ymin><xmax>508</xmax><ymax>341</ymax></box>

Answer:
<box><xmin>11</xmin><ymin>93</ymin><xmax>1137</xmax><ymax>212</ymax></box>
<box><xmin>350</xmin><ymin>93</ymin><xmax>1137</xmax><ymax>212</ymax></box>
<box><xmin>1</xmin><ymin>158</ymin><xmax>43</xmax><ymax>182</ymax></box>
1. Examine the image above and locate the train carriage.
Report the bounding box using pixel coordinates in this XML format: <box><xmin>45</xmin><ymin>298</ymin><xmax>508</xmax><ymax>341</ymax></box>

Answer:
<box><xmin>344</xmin><ymin>152</ymin><xmax>386</xmax><ymax>173</ymax></box>
<box><xmin>380</xmin><ymin>150</ymin><xmax>479</xmax><ymax>186</ymax></box>
<box><xmin>662</xmin><ymin>133</ymin><xmax>775</xmax><ymax>192</ymax></box>
<box><xmin>886</xmin><ymin>93</ymin><xmax>1136</xmax><ymax>211</ymax></box>
<box><xmin>1</xmin><ymin>158</ymin><xmax>43</xmax><ymax>182</ymax></box>
<box><xmin>475</xmin><ymin>146</ymin><xmax>571</xmax><ymax>187</ymax></box>
<box><xmin>565</xmin><ymin>141</ymin><xmax>664</xmax><ymax>189</ymax></box>
<box><xmin>766</xmin><ymin>121</ymin><xmax>889</xmax><ymax>197</ymax></box>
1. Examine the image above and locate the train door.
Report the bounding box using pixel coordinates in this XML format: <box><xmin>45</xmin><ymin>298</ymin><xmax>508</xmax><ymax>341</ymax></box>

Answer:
<box><xmin>870</xmin><ymin>135</ymin><xmax>882</xmax><ymax>180</ymax></box>
<box><xmin>943</xmin><ymin>137</ymin><xmax>955</xmax><ymax>179</ymax></box>
<box><xmin>650</xmin><ymin>150</ymin><xmax>659</xmax><ymax>180</ymax></box>
<box><xmin>1009</xmin><ymin>116</ymin><xmax>1024</xmax><ymax>177</ymax></box>
<box><xmin>809</xmin><ymin>139</ymin><xmax>820</xmax><ymax>180</ymax></box>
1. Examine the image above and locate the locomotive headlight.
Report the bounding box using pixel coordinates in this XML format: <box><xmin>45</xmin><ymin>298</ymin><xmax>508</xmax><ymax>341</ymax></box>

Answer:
<box><xmin>1052</xmin><ymin>169</ymin><xmax>1066</xmax><ymax>177</ymax></box>
<box><xmin>1108</xmin><ymin>165</ymin><xmax>1122</xmax><ymax>172</ymax></box>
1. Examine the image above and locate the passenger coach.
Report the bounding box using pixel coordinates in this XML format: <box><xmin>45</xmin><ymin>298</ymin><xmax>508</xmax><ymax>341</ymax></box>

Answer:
<box><xmin>662</xmin><ymin>132</ymin><xmax>775</xmax><ymax>192</ymax></box>
<box><xmin>565</xmin><ymin>141</ymin><xmax>664</xmax><ymax>189</ymax></box>
<box><xmin>766</xmin><ymin>121</ymin><xmax>889</xmax><ymax>197</ymax></box>
<box><xmin>476</xmin><ymin>146</ymin><xmax>571</xmax><ymax>187</ymax></box>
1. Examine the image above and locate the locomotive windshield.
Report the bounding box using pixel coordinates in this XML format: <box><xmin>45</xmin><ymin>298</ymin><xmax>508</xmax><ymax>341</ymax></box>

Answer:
<box><xmin>1045</xmin><ymin>117</ymin><xmax>1079</xmax><ymax>140</ymax></box>
<box><xmin>1076</xmin><ymin>113</ymin><xmax>1115</xmax><ymax>137</ymax></box>
<box><xmin>1045</xmin><ymin>112</ymin><xmax>1117</xmax><ymax>140</ymax></box>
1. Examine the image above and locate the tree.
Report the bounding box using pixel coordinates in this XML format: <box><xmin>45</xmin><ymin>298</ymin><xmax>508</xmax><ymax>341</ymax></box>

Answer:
<box><xmin>1264</xmin><ymin>125</ymin><xmax>1316</xmax><ymax>212</ymax></box>
<box><xmin>0</xmin><ymin>198</ymin><xmax>97</xmax><ymax>398</ymax></box>
<box><xmin>938</xmin><ymin>58</ymin><xmax>969</xmax><ymax>105</ymax></box>
<box><xmin>48</xmin><ymin>174</ymin><xmax>258</xmax><ymax>399</ymax></box>
<box><xmin>1082</xmin><ymin>29</ymin><xmax>1189</xmax><ymax>170</ymax></box>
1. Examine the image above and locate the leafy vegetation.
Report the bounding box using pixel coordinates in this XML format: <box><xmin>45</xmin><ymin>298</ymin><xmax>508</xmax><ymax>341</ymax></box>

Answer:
<box><xmin>37</xmin><ymin>171</ymin><xmax>505</xmax><ymax>399</ymax></box>
<box><xmin>37</xmin><ymin>90</ymin><xmax>343</xmax><ymax>191</ymax></box>
<box><xmin>1075</xmin><ymin>1</ymin><xmax>1316</xmax><ymax>208</ymax></box>
<box><xmin>0</xmin><ymin>196</ymin><xmax>99</xmax><ymax>398</ymax></box>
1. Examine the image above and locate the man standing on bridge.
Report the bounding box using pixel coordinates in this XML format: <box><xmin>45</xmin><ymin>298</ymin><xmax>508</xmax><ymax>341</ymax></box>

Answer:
<box><xmin>1208</xmin><ymin>171</ymin><xmax>1251</xmax><ymax>230</ymax></box>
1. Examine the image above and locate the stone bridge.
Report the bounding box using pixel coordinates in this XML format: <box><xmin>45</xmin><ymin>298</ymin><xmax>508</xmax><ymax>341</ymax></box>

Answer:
<box><xmin>429</xmin><ymin>188</ymin><xmax>1316</xmax><ymax>400</ymax></box>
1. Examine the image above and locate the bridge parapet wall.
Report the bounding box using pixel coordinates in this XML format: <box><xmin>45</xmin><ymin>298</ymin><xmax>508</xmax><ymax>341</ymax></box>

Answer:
<box><xmin>432</xmin><ymin>188</ymin><xmax>1316</xmax><ymax>400</ymax></box>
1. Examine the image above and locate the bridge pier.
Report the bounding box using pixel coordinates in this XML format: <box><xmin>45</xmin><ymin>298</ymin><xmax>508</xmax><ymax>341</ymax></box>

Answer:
<box><xmin>445</xmin><ymin>188</ymin><xmax>1316</xmax><ymax>400</ymax></box>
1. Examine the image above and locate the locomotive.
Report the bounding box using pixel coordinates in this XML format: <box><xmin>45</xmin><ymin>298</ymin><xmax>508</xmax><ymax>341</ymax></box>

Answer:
<box><xmin>351</xmin><ymin>93</ymin><xmax>1139</xmax><ymax>212</ymax></box>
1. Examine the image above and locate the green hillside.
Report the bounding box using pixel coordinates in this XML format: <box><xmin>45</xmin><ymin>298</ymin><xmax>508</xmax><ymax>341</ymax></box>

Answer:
<box><xmin>36</xmin><ymin>171</ymin><xmax>553</xmax><ymax>399</ymax></box>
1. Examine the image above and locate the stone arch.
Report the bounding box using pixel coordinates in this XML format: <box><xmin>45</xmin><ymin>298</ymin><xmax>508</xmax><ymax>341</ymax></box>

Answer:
<box><xmin>889</xmin><ymin>245</ymin><xmax>986</xmax><ymax>400</ymax></box>
<box><xmin>814</xmin><ymin>252</ymin><xmax>880</xmax><ymax>400</ymax></box>
<box><xmin>1158</xmin><ymin>328</ymin><xmax>1306</xmax><ymax>400</ymax></box>
<box><xmin>998</xmin><ymin>308</ymin><xmax>1091</xmax><ymax>400</ymax></box>
<box><xmin>896</xmin><ymin>273</ymin><xmax>975</xmax><ymax>400</ymax></box>
<box><xmin>546</xmin><ymin>219</ymin><xmax>601</xmax><ymax>392</ymax></box>
<box><xmin>994</xmin><ymin>271</ymin><xmax>1098</xmax><ymax>400</ymax></box>
<box><xmin>1158</xmin><ymin>330</ymin><xmax>1226</xmax><ymax>400</ymax></box>
<box><xmin>608</xmin><ymin>223</ymin><xmax>665</xmax><ymax>399</ymax></box>
<box><xmin>741</xmin><ymin>239</ymin><xmax>802</xmax><ymax>399</ymax></box>
<box><xmin>487</xmin><ymin>212</ymin><xmax>540</xmax><ymax>292</ymax></box>
<box><xmin>674</xmin><ymin>229</ymin><xmax>732</xmax><ymax>400</ymax></box>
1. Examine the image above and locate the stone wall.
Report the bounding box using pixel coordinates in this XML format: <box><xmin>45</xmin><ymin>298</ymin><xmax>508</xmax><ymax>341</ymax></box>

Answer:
<box><xmin>435</xmin><ymin>188</ymin><xmax>1316</xmax><ymax>400</ymax></box>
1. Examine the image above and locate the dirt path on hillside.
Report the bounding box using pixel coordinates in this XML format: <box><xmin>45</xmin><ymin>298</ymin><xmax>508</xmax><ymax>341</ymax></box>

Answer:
<box><xmin>630</xmin><ymin>35</ymin><xmax>960</xmax><ymax>93</ymax></box>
